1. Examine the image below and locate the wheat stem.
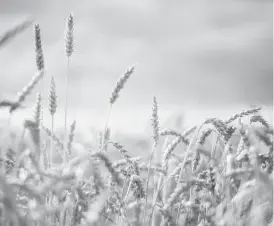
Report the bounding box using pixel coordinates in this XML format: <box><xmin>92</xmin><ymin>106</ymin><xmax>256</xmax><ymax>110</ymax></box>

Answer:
<box><xmin>7</xmin><ymin>112</ymin><xmax>12</xmax><ymax>137</ymax></box>
<box><xmin>175</xmin><ymin>204</ymin><xmax>182</xmax><ymax>224</ymax></box>
<box><xmin>40</xmin><ymin>76</ymin><xmax>44</xmax><ymax>126</ymax></box>
<box><xmin>50</xmin><ymin>115</ymin><xmax>54</xmax><ymax>168</ymax></box>
<box><xmin>143</xmin><ymin>142</ymin><xmax>157</xmax><ymax>225</ymax></box>
<box><xmin>173</xmin><ymin>124</ymin><xmax>203</xmax><ymax>220</ymax></box>
<box><xmin>64</xmin><ymin>57</ymin><xmax>70</xmax><ymax>163</ymax></box>
<box><xmin>101</xmin><ymin>104</ymin><xmax>112</xmax><ymax>151</ymax></box>
<box><xmin>124</xmin><ymin>177</ymin><xmax>134</xmax><ymax>202</ymax></box>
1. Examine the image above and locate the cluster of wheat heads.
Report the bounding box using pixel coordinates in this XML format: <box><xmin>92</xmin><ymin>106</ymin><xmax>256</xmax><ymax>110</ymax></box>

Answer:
<box><xmin>0</xmin><ymin>15</ymin><xmax>273</xmax><ymax>226</ymax></box>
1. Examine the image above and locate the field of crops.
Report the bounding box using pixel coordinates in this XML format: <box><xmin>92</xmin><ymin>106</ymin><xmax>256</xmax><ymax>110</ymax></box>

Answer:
<box><xmin>0</xmin><ymin>15</ymin><xmax>273</xmax><ymax>226</ymax></box>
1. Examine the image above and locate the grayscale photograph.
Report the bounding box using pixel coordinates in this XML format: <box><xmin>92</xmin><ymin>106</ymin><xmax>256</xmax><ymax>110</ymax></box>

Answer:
<box><xmin>0</xmin><ymin>1</ymin><xmax>273</xmax><ymax>225</ymax></box>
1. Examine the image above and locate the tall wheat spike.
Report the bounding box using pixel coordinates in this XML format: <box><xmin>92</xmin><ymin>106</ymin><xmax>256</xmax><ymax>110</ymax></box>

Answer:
<box><xmin>34</xmin><ymin>24</ymin><xmax>44</xmax><ymax>71</ymax></box>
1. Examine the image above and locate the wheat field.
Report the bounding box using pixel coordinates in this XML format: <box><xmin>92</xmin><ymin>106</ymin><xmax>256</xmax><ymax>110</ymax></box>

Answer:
<box><xmin>0</xmin><ymin>15</ymin><xmax>273</xmax><ymax>226</ymax></box>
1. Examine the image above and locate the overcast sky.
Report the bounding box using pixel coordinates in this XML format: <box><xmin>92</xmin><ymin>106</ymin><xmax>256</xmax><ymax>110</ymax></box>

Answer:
<box><xmin>0</xmin><ymin>0</ymin><xmax>272</xmax><ymax>135</ymax></box>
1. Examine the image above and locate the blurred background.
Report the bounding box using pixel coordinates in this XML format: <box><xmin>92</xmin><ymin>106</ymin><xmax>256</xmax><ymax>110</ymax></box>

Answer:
<box><xmin>0</xmin><ymin>0</ymin><xmax>272</xmax><ymax>146</ymax></box>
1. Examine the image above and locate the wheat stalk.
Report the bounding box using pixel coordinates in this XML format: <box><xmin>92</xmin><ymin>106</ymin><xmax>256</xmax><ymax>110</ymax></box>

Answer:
<box><xmin>32</xmin><ymin>93</ymin><xmax>42</xmax><ymax>166</ymax></box>
<box><xmin>101</xmin><ymin>66</ymin><xmax>135</xmax><ymax>150</ymax></box>
<box><xmin>143</xmin><ymin>96</ymin><xmax>160</xmax><ymax>225</ymax></box>
<box><xmin>34</xmin><ymin>24</ymin><xmax>45</xmax><ymax>128</ymax></box>
<box><xmin>64</xmin><ymin>13</ymin><xmax>74</xmax><ymax>164</ymax></box>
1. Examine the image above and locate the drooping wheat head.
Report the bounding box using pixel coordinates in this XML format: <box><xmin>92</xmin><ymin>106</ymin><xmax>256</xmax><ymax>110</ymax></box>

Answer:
<box><xmin>0</xmin><ymin>19</ymin><xmax>33</xmax><ymax>49</ymax></box>
<box><xmin>109</xmin><ymin>66</ymin><xmax>135</xmax><ymax>105</ymax></box>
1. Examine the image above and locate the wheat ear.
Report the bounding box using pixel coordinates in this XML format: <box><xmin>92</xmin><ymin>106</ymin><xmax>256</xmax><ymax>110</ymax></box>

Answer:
<box><xmin>250</xmin><ymin>115</ymin><xmax>270</xmax><ymax>129</ymax></box>
<box><xmin>15</xmin><ymin>70</ymin><xmax>44</xmax><ymax>105</ymax></box>
<box><xmin>0</xmin><ymin>19</ymin><xmax>33</xmax><ymax>49</ymax></box>
<box><xmin>225</xmin><ymin>106</ymin><xmax>261</xmax><ymax>124</ymax></box>
<box><xmin>34</xmin><ymin>24</ymin><xmax>44</xmax><ymax>71</ymax></box>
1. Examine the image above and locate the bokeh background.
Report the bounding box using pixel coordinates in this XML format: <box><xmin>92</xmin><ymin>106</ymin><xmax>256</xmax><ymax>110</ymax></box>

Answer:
<box><xmin>0</xmin><ymin>0</ymin><xmax>272</xmax><ymax>142</ymax></box>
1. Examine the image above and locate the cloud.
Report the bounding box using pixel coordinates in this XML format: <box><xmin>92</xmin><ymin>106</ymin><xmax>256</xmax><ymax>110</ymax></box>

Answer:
<box><xmin>0</xmin><ymin>0</ymin><xmax>272</xmax><ymax>134</ymax></box>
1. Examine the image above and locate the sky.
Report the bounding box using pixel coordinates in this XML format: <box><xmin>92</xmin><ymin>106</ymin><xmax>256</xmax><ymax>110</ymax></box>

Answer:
<box><xmin>0</xmin><ymin>0</ymin><xmax>272</xmax><ymax>136</ymax></box>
